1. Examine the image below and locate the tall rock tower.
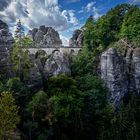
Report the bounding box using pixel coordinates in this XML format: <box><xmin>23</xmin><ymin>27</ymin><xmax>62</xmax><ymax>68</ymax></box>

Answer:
<box><xmin>0</xmin><ymin>20</ymin><xmax>14</xmax><ymax>79</ymax></box>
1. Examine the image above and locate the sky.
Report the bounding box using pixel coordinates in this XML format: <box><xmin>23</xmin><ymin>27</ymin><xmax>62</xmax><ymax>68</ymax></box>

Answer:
<box><xmin>0</xmin><ymin>0</ymin><xmax>140</xmax><ymax>45</ymax></box>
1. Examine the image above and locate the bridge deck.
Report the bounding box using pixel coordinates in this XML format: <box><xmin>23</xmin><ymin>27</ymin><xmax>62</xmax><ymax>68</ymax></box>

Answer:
<box><xmin>24</xmin><ymin>47</ymin><xmax>81</xmax><ymax>55</ymax></box>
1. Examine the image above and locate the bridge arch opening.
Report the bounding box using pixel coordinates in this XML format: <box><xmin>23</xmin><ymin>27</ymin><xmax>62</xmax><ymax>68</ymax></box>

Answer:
<box><xmin>35</xmin><ymin>49</ymin><xmax>47</xmax><ymax>59</ymax></box>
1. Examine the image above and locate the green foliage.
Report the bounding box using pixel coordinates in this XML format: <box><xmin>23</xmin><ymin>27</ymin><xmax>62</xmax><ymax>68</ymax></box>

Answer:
<box><xmin>1</xmin><ymin>3</ymin><xmax>140</xmax><ymax>140</ymax></box>
<box><xmin>83</xmin><ymin>16</ymin><xmax>100</xmax><ymax>51</ymax></box>
<box><xmin>120</xmin><ymin>6</ymin><xmax>140</xmax><ymax>40</ymax></box>
<box><xmin>35</xmin><ymin>50</ymin><xmax>48</xmax><ymax>66</ymax></box>
<box><xmin>71</xmin><ymin>46</ymin><xmax>93</xmax><ymax>76</ymax></box>
<box><xmin>99</xmin><ymin>94</ymin><xmax>140</xmax><ymax>140</ymax></box>
<box><xmin>12</xmin><ymin>46</ymin><xmax>33</xmax><ymax>81</ymax></box>
<box><xmin>97</xmin><ymin>4</ymin><xmax>132</xmax><ymax>46</ymax></box>
<box><xmin>28</xmin><ymin>91</ymin><xmax>48</xmax><ymax>121</ymax></box>
<box><xmin>0</xmin><ymin>92</ymin><xmax>20</xmax><ymax>140</ymax></box>
<box><xmin>14</xmin><ymin>37</ymin><xmax>33</xmax><ymax>48</ymax></box>
<box><xmin>75</xmin><ymin>74</ymin><xmax>109</xmax><ymax>140</ymax></box>
<box><xmin>26</xmin><ymin>75</ymin><xmax>84</xmax><ymax>139</ymax></box>
<box><xmin>47</xmin><ymin>75</ymin><xmax>84</xmax><ymax>126</ymax></box>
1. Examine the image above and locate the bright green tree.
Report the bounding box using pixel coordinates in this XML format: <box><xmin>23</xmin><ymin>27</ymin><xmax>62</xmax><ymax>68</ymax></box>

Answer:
<box><xmin>47</xmin><ymin>75</ymin><xmax>84</xmax><ymax>139</ymax></box>
<box><xmin>0</xmin><ymin>92</ymin><xmax>20</xmax><ymax>140</ymax></box>
<box><xmin>120</xmin><ymin>6</ymin><xmax>140</xmax><ymax>41</ymax></box>
<box><xmin>97</xmin><ymin>4</ymin><xmax>132</xmax><ymax>46</ymax></box>
<box><xmin>83</xmin><ymin>15</ymin><xmax>100</xmax><ymax>51</ymax></box>
<box><xmin>12</xmin><ymin>46</ymin><xmax>33</xmax><ymax>81</ymax></box>
<box><xmin>15</xmin><ymin>37</ymin><xmax>33</xmax><ymax>48</ymax></box>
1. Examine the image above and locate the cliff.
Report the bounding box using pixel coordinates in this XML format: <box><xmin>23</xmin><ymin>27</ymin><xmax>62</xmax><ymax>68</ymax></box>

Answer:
<box><xmin>101</xmin><ymin>47</ymin><xmax>140</xmax><ymax>106</ymax></box>
<box><xmin>0</xmin><ymin>19</ymin><xmax>140</xmax><ymax>107</ymax></box>
<box><xmin>69</xmin><ymin>29</ymin><xmax>83</xmax><ymax>48</ymax></box>
<box><xmin>0</xmin><ymin>20</ymin><xmax>14</xmax><ymax>78</ymax></box>
<box><xmin>27</xmin><ymin>26</ymin><xmax>62</xmax><ymax>48</ymax></box>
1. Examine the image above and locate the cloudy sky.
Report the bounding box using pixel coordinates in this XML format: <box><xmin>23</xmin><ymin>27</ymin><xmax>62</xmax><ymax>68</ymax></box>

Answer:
<box><xmin>0</xmin><ymin>0</ymin><xmax>140</xmax><ymax>45</ymax></box>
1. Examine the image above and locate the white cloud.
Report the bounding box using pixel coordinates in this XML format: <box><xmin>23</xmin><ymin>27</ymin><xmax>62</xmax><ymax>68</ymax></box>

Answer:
<box><xmin>79</xmin><ymin>1</ymin><xmax>101</xmax><ymax>20</ymax></box>
<box><xmin>62</xmin><ymin>10</ymin><xmax>78</xmax><ymax>25</ymax></box>
<box><xmin>60</xmin><ymin>35</ymin><xmax>69</xmax><ymax>46</ymax></box>
<box><xmin>0</xmin><ymin>0</ymin><xmax>78</xmax><ymax>31</ymax></box>
<box><xmin>130</xmin><ymin>0</ymin><xmax>140</xmax><ymax>4</ymax></box>
<box><xmin>66</xmin><ymin>0</ymin><xmax>81</xmax><ymax>3</ymax></box>
<box><xmin>85</xmin><ymin>1</ymin><xmax>96</xmax><ymax>12</ymax></box>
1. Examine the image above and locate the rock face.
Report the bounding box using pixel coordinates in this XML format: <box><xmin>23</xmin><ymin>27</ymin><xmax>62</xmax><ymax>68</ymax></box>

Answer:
<box><xmin>0</xmin><ymin>20</ymin><xmax>14</xmax><ymax>78</ymax></box>
<box><xmin>26</xmin><ymin>50</ymin><xmax>71</xmax><ymax>87</ymax></box>
<box><xmin>69</xmin><ymin>29</ymin><xmax>83</xmax><ymax>48</ymax></box>
<box><xmin>25</xmin><ymin>57</ymin><xmax>43</xmax><ymax>88</ymax></box>
<box><xmin>100</xmin><ymin>47</ymin><xmax>140</xmax><ymax>106</ymax></box>
<box><xmin>43</xmin><ymin>50</ymin><xmax>71</xmax><ymax>78</ymax></box>
<box><xmin>27</xmin><ymin>26</ymin><xmax>62</xmax><ymax>48</ymax></box>
<box><xmin>129</xmin><ymin>48</ymin><xmax>140</xmax><ymax>93</ymax></box>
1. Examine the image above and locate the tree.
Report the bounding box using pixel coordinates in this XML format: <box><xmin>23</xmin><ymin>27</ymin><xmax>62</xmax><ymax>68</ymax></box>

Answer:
<box><xmin>28</xmin><ymin>91</ymin><xmax>48</xmax><ymax>121</ymax></box>
<box><xmin>14</xmin><ymin>19</ymin><xmax>25</xmax><ymax>40</ymax></box>
<box><xmin>14</xmin><ymin>37</ymin><xmax>33</xmax><ymax>48</ymax></box>
<box><xmin>12</xmin><ymin>46</ymin><xmax>33</xmax><ymax>81</ymax></box>
<box><xmin>120</xmin><ymin>6</ymin><xmax>140</xmax><ymax>41</ymax></box>
<box><xmin>47</xmin><ymin>75</ymin><xmax>84</xmax><ymax>139</ymax></box>
<box><xmin>27</xmin><ymin>75</ymin><xmax>84</xmax><ymax>139</ymax></box>
<box><xmin>71</xmin><ymin>46</ymin><xmax>94</xmax><ymax>77</ymax></box>
<box><xmin>97</xmin><ymin>4</ymin><xmax>132</xmax><ymax>46</ymax></box>
<box><xmin>0</xmin><ymin>92</ymin><xmax>20</xmax><ymax>140</ymax></box>
<box><xmin>27</xmin><ymin>91</ymin><xmax>50</xmax><ymax>140</ymax></box>
<box><xmin>83</xmin><ymin>15</ymin><xmax>100</xmax><ymax>51</ymax></box>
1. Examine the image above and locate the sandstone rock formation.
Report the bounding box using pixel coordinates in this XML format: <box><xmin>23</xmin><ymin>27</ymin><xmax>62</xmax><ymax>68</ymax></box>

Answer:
<box><xmin>0</xmin><ymin>20</ymin><xmax>14</xmax><ymax>78</ymax></box>
<box><xmin>25</xmin><ymin>57</ymin><xmax>43</xmax><ymax>88</ymax></box>
<box><xmin>26</xmin><ymin>50</ymin><xmax>71</xmax><ymax>87</ymax></box>
<box><xmin>101</xmin><ymin>47</ymin><xmax>140</xmax><ymax>106</ymax></box>
<box><xmin>43</xmin><ymin>50</ymin><xmax>71</xmax><ymax>78</ymax></box>
<box><xmin>27</xmin><ymin>26</ymin><xmax>62</xmax><ymax>48</ymax></box>
<box><xmin>69</xmin><ymin>29</ymin><xmax>83</xmax><ymax>48</ymax></box>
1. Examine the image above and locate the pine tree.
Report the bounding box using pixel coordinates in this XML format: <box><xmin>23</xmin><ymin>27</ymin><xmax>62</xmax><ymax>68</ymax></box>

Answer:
<box><xmin>14</xmin><ymin>19</ymin><xmax>25</xmax><ymax>40</ymax></box>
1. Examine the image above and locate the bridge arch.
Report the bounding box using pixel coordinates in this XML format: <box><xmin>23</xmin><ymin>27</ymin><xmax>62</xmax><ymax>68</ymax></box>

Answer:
<box><xmin>35</xmin><ymin>49</ymin><xmax>47</xmax><ymax>59</ymax></box>
<box><xmin>52</xmin><ymin>49</ymin><xmax>60</xmax><ymax>54</ymax></box>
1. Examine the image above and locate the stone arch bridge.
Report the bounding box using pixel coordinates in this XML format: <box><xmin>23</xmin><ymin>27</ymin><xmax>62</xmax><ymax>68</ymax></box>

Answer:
<box><xmin>24</xmin><ymin>47</ymin><xmax>81</xmax><ymax>55</ymax></box>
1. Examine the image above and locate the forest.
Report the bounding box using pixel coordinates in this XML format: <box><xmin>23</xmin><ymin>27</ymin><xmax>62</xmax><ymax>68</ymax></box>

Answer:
<box><xmin>0</xmin><ymin>3</ymin><xmax>140</xmax><ymax>140</ymax></box>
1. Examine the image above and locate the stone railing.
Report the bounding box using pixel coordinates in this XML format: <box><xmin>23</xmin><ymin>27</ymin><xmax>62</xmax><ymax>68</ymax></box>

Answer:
<box><xmin>23</xmin><ymin>47</ymin><xmax>81</xmax><ymax>55</ymax></box>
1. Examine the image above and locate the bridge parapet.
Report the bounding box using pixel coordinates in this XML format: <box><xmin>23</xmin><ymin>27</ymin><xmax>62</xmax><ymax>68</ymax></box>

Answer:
<box><xmin>24</xmin><ymin>47</ymin><xmax>81</xmax><ymax>55</ymax></box>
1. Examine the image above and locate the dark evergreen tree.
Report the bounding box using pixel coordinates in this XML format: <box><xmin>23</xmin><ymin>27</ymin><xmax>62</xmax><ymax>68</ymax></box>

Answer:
<box><xmin>14</xmin><ymin>19</ymin><xmax>25</xmax><ymax>40</ymax></box>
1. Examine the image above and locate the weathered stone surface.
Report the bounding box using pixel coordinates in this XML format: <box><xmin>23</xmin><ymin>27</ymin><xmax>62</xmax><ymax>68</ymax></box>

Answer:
<box><xmin>132</xmin><ymin>48</ymin><xmax>140</xmax><ymax>93</ymax></box>
<box><xmin>0</xmin><ymin>20</ymin><xmax>14</xmax><ymax>78</ymax></box>
<box><xmin>125</xmin><ymin>48</ymin><xmax>135</xmax><ymax>92</ymax></box>
<box><xmin>25</xmin><ymin>58</ymin><xmax>43</xmax><ymax>88</ymax></box>
<box><xmin>27</xmin><ymin>26</ymin><xmax>62</xmax><ymax>48</ymax></box>
<box><xmin>34</xmin><ymin>30</ymin><xmax>44</xmax><ymax>44</ymax></box>
<box><xmin>43</xmin><ymin>50</ymin><xmax>71</xmax><ymax>78</ymax></box>
<box><xmin>26</xmin><ymin>50</ymin><xmax>71</xmax><ymax>87</ymax></box>
<box><xmin>100</xmin><ymin>48</ymin><xmax>128</xmax><ymax>105</ymax></box>
<box><xmin>101</xmin><ymin>47</ymin><xmax>140</xmax><ymax>106</ymax></box>
<box><xmin>0</xmin><ymin>20</ymin><xmax>8</xmax><ymax>30</ymax></box>
<box><xmin>69</xmin><ymin>29</ymin><xmax>83</xmax><ymax>48</ymax></box>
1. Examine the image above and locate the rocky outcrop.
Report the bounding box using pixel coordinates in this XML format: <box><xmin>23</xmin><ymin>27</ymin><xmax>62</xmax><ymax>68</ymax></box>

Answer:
<box><xmin>26</xmin><ymin>50</ymin><xmax>71</xmax><ymax>87</ymax></box>
<box><xmin>0</xmin><ymin>20</ymin><xmax>14</xmax><ymax>43</ymax></box>
<box><xmin>0</xmin><ymin>20</ymin><xmax>8</xmax><ymax>29</ymax></box>
<box><xmin>69</xmin><ymin>29</ymin><xmax>83</xmax><ymax>48</ymax></box>
<box><xmin>100</xmin><ymin>47</ymin><xmax>140</xmax><ymax>106</ymax></box>
<box><xmin>101</xmin><ymin>48</ymin><xmax>128</xmax><ymax>105</ymax></box>
<box><xmin>27</xmin><ymin>26</ymin><xmax>62</xmax><ymax>48</ymax></box>
<box><xmin>130</xmin><ymin>48</ymin><xmax>140</xmax><ymax>93</ymax></box>
<box><xmin>0</xmin><ymin>20</ymin><xmax>14</xmax><ymax>78</ymax></box>
<box><xmin>25</xmin><ymin>57</ymin><xmax>43</xmax><ymax>88</ymax></box>
<box><xmin>43</xmin><ymin>50</ymin><xmax>71</xmax><ymax>78</ymax></box>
